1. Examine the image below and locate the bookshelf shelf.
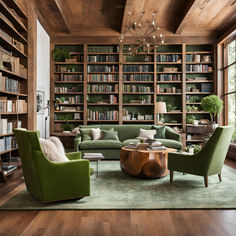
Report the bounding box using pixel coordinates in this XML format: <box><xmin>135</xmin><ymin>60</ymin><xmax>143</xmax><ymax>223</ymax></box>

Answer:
<box><xmin>55</xmin><ymin>92</ymin><xmax>83</xmax><ymax>95</ymax></box>
<box><xmin>51</xmin><ymin>43</ymin><xmax>215</xmax><ymax>147</ymax></box>
<box><xmin>55</xmin><ymin>81</ymin><xmax>83</xmax><ymax>84</ymax></box>
<box><xmin>54</xmin><ymin>111</ymin><xmax>83</xmax><ymax>113</ymax></box>
<box><xmin>54</xmin><ymin>62</ymin><xmax>84</xmax><ymax>65</ymax></box>
<box><xmin>57</xmin><ymin>103</ymin><xmax>83</xmax><ymax>105</ymax></box>
<box><xmin>0</xmin><ymin>0</ymin><xmax>29</xmax><ymax>182</ymax></box>
<box><xmin>0</xmin><ymin>36</ymin><xmax>27</xmax><ymax>58</ymax></box>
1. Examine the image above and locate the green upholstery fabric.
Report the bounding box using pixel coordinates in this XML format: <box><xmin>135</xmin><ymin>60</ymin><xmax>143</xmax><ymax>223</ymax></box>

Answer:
<box><xmin>80</xmin><ymin>140</ymin><xmax>122</xmax><ymax>150</ymax></box>
<box><xmin>152</xmin><ymin>125</ymin><xmax>166</xmax><ymax>139</ymax></box>
<box><xmin>76</xmin><ymin>125</ymin><xmax>182</xmax><ymax>159</ymax></box>
<box><xmin>80</xmin><ymin>128</ymin><xmax>92</xmax><ymax>141</ymax></box>
<box><xmin>101</xmin><ymin>129</ymin><xmax>119</xmax><ymax>140</ymax></box>
<box><xmin>122</xmin><ymin>139</ymin><xmax>140</xmax><ymax>146</ymax></box>
<box><xmin>14</xmin><ymin>129</ymin><xmax>90</xmax><ymax>203</ymax></box>
<box><xmin>168</xmin><ymin>126</ymin><xmax>234</xmax><ymax>181</ymax></box>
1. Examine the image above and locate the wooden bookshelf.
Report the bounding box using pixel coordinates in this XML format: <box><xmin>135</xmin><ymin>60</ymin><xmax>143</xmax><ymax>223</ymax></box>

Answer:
<box><xmin>0</xmin><ymin>0</ymin><xmax>28</xmax><ymax>182</ymax></box>
<box><xmin>51</xmin><ymin>43</ymin><xmax>215</xmax><ymax>147</ymax></box>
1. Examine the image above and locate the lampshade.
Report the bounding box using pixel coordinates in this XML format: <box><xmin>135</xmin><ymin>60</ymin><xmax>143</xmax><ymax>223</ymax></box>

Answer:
<box><xmin>156</xmin><ymin>102</ymin><xmax>167</xmax><ymax>114</ymax></box>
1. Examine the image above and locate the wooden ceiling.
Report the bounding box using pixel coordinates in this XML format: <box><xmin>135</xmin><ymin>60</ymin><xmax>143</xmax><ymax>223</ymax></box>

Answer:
<box><xmin>34</xmin><ymin>0</ymin><xmax>236</xmax><ymax>39</ymax></box>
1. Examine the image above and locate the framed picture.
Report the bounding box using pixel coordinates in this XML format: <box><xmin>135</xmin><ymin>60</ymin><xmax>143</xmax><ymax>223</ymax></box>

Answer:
<box><xmin>37</xmin><ymin>90</ymin><xmax>44</xmax><ymax>115</ymax></box>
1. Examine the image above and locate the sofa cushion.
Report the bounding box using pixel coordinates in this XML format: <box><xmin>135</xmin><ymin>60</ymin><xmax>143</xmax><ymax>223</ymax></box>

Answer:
<box><xmin>137</xmin><ymin>128</ymin><xmax>156</xmax><ymax>140</ymax></box>
<box><xmin>80</xmin><ymin>140</ymin><xmax>122</xmax><ymax>150</ymax></box>
<box><xmin>156</xmin><ymin>139</ymin><xmax>182</xmax><ymax>150</ymax></box>
<box><xmin>152</xmin><ymin>125</ymin><xmax>166</xmax><ymax>139</ymax></box>
<box><xmin>101</xmin><ymin>129</ymin><xmax>119</xmax><ymax>141</ymax></box>
<box><xmin>80</xmin><ymin>128</ymin><xmax>93</xmax><ymax>141</ymax></box>
<box><xmin>122</xmin><ymin>139</ymin><xmax>139</xmax><ymax>146</ymax></box>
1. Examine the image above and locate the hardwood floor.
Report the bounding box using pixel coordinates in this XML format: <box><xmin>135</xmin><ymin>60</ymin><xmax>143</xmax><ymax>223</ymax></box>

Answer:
<box><xmin>0</xmin><ymin>160</ymin><xmax>236</xmax><ymax>236</ymax></box>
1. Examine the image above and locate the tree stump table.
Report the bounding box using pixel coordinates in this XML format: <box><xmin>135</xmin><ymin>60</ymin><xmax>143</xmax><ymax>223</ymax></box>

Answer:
<box><xmin>120</xmin><ymin>147</ymin><xmax>177</xmax><ymax>179</ymax></box>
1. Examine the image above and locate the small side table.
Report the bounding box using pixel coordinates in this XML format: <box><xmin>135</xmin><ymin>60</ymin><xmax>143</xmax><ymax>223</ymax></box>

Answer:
<box><xmin>83</xmin><ymin>153</ymin><xmax>104</xmax><ymax>177</ymax></box>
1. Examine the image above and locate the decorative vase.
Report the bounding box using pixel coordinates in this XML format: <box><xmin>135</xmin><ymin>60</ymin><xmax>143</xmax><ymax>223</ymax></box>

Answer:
<box><xmin>207</xmin><ymin>121</ymin><xmax>218</xmax><ymax>134</ymax></box>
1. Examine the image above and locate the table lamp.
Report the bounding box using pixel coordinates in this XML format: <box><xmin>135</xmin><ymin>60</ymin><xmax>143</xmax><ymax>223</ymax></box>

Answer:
<box><xmin>156</xmin><ymin>102</ymin><xmax>167</xmax><ymax>124</ymax></box>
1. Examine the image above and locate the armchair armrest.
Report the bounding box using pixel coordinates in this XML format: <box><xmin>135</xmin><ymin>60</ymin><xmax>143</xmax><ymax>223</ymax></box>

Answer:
<box><xmin>74</xmin><ymin>134</ymin><xmax>82</xmax><ymax>151</ymax></box>
<box><xmin>165</xmin><ymin>126</ymin><xmax>182</xmax><ymax>142</ymax></box>
<box><xmin>66</xmin><ymin>151</ymin><xmax>81</xmax><ymax>160</ymax></box>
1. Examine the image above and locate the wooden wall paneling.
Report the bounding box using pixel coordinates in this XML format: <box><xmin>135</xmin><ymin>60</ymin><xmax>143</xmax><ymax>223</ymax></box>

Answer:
<box><xmin>27</xmin><ymin>0</ymin><xmax>37</xmax><ymax>130</ymax></box>
<box><xmin>83</xmin><ymin>44</ymin><xmax>88</xmax><ymax>125</ymax></box>
<box><xmin>154</xmin><ymin>45</ymin><xmax>157</xmax><ymax>125</ymax></box>
<box><xmin>119</xmin><ymin>43</ymin><xmax>123</xmax><ymax>125</ymax></box>
<box><xmin>50</xmin><ymin>43</ymin><xmax>55</xmax><ymax>134</ymax></box>
<box><xmin>182</xmin><ymin>43</ymin><xmax>186</xmax><ymax>135</ymax></box>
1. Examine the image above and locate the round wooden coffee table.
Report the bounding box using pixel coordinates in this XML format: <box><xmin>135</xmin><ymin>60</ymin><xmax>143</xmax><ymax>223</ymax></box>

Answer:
<box><xmin>120</xmin><ymin>147</ymin><xmax>177</xmax><ymax>179</ymax></box>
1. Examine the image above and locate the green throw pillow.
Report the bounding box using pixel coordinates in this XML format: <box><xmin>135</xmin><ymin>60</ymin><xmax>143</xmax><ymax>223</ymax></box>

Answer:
<box><xmin>101</xmin><ymin>129</ymin><xmax>119</xmax><ymax>141</ymax></box>
<box><xmin>152</xmin><ymin>125</ymin><xmax>166</xmax><ymax>139</ymax></box>
<box><xmin>80</xmin><ymin>128</ymin><xmax>92</xmax><ymax>141</ymax></box>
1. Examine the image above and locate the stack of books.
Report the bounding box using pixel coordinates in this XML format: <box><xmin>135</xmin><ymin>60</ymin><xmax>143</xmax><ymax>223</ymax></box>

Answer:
<box><xmin>2</xmin><ymin>164</ymin><xmax>17</xmax><ymax>175</ymax></box>
<box><xmin>126</xmin><ymin>143</ymin><xmax>138</xmax><ymax>149</ymax></box>
<box><xmin>144</xmin><ymin>140</ymin><xmax>167</xmax><ymax>151</ymax></box>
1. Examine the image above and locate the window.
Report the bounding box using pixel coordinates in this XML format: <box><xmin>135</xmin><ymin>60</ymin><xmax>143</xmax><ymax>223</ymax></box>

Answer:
<box><xmin>224</xmin><ymin>38</ymin><xmax>236</xmax><ymax>141</ymax></box>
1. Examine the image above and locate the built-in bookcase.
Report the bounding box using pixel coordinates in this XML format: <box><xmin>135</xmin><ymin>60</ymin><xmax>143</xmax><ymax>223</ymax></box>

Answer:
<box><xmin>51</xmin><ymin>43</ymin><xmax>215</xmax><ymax>147</ymax></box>
<box><xmin>0</xmin><ymin>0</ymin><xmax>28</xmax><ymax>182</ymax></box>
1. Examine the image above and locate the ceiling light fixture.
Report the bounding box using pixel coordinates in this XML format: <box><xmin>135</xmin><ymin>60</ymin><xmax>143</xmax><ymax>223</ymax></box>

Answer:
<box><xmin>119</xmin><ymin>10</ymin><xmax>165</xmax><ymax>54</ymax></box>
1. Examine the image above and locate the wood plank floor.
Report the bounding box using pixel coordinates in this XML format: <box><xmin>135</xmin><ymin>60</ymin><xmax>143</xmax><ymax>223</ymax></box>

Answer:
<box><xmin>0</xmin><ymin>160</ymin><xmax>236</xmax><ymax>236</ymax></box>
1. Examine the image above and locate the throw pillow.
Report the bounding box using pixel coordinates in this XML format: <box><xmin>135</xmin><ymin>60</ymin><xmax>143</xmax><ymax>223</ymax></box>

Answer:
<box><xmin>91</xmin><ymin>128</ymin><xmax>102</xmax><ymax>140</ymax></box>
<box><xmin>39</xmin><ymin>138</ymin><xmax>69</xmax><ymax>162</ymax></box>
<box><xmin>49</xmin><ymin>136</ymin><xmax>65</xmax><ymax>154</ymax></box>
<box><xmin>152</xmin><ymin>125</ymin><xmax>166</xmax><ymax>139</ymax></box>
<box><xmin>101</xmin><ymin>129</ymin><xmax>119</xmax><ymax>140</ymax></box>
<box><xmin>80</xmin><ymin>128</ymin><xmax>93</xmax><ymax>141</ymax></box>
<box><xmin>137</xmin><ymin>129</ymin><xmax>156</xmax><ymax>140</ymax></box>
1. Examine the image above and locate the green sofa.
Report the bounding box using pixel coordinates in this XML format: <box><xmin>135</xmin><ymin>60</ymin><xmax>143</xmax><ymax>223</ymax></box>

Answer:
<box><xmin>74</xmin><ymin>125</ymin><xmax>182</xmax><ymax>159</ymax></box>
<box><xmin>14</xmin><ymin>129</ymin><xmax>90</xmax><ymax>203</ymax></box>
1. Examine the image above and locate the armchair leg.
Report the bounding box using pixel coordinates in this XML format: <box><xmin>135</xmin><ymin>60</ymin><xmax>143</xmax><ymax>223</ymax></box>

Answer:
<box><xmin>204</xmin><ymin>176</ymin><xmax>208</xmax><ymax>187</ymax></box>
<box><xmin>218</xmin><ymin>174</ymin><xmax>222</xmax><ymax>182</ymax></box>
<box><xmin>170</xmin><ymin>170</ymin><xmax>174</xmax><ymax>183</ymax></box>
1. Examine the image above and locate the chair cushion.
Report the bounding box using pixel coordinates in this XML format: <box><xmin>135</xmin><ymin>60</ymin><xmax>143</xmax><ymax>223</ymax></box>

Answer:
<box><xmin>156</xmin><ymin>138</ymin><xmax>182</xmax><ymax>150</ymax></box>
<box><xmin>80</xmin><ymin>140</ymin><xmax>122</xmax><ymax>150</ymax></box>
<box><xmin>49</xmin><ymin>136</ymin><xmax>65</xmax><ymax>154</ymax></box>
<box><xmin>39</xmin><ymin>138</ymin><xmax>69</xmax><ymax>162</ymax></box>
<box><xmin>152</xmin><ymin>125</ymin><xmax>166</xmax><ymax>139</ymax></box>
<box><xmin>137</xmin><ymin>128</ymin><xmax>156</xmax><ymax>139</ymax></box>
<box><xmin>122</xmin><ymin>139</ymin><xmax>139</xmax><ymax>146</ymax></box>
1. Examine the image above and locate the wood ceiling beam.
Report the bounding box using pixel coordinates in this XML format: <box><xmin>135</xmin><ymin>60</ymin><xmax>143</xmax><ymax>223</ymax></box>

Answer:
<box><xmin>121</xmin><ymin>0</ymin><xmax>132</xmax><ymax>34</ymax></box>
<box><xmin>175</xmin><ymin>0</ymin><xmax>201</xmax><ymax>34</ymax></box>
<box><xmin>54</xmin><ymin>0</ymin><xmax>72</xmax><ymax>33</ymax></box>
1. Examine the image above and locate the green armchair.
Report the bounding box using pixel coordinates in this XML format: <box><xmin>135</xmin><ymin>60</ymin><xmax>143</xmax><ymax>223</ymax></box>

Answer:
<box><xmin>168</xmin><ymin>126</ymin><xmax>234</xmax><ymax>187</ymax></box>
<box><xmin>14</xmin><ymin>129</ymin><xmax>90</xmax><ymax>202</ymax></box>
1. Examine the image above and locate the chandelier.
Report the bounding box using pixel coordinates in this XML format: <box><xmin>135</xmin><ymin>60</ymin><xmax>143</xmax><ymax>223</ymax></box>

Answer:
<box><xmin>119</xmin><ymin>10</ymin><xmax>165</xmax><ymax>54</ymax></box>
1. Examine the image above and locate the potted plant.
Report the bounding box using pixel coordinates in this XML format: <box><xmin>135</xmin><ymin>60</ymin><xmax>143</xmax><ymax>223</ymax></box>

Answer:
<box><xmin>53</xmin><ymin>48</ymin><xmax>70</xmax><ymax>62</ymax></box>
<box><xmin>201</xmin><ymin>95</ymin><xmax>223</xmax><ymax>133</ymax></box>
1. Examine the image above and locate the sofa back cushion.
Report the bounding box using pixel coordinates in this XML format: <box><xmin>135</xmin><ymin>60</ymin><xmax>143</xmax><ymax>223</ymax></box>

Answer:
<box><xmin>80</xmin><ymin>125</ymin><xmax>153</xmax><ymax>142</ymax></box>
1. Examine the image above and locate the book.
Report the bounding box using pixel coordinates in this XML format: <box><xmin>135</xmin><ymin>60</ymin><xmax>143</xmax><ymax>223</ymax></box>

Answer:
<box><xmin>148</xmin><ymin>146</ymin><xmax>167</xmax><ymax>151</ymax></box>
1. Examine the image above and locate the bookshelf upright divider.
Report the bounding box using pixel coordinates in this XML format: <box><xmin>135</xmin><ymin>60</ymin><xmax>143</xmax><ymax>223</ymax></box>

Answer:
<box><xmin>83</xmin><ymin>44</ymin><xmax>87</xmax><ymax>125</ymax></box>
<box><xmin>119</xmin><ymin>44</ymin><xmax>123</xmax><ymax>125</ymax></box>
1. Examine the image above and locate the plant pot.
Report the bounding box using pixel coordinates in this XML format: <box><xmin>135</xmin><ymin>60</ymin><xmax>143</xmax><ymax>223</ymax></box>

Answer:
<box><xmin>207</xmin><ymin>121</ymin><xmax>218</xmax><ymax>134</ymax></box>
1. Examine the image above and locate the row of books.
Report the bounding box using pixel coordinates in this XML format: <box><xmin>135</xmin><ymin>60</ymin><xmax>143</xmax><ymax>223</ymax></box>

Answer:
<box><xmin>123</xmin><ymin>85</ymin><xmax>152</xmax><ymax>93</ymax></box>
<box><xmin>87</xmin><ymin>46</ymin><xmax>118</xmax><ymax>53</ymax></box>
<box><xmin>156</xmin><ymin>54</ymin><xmax>181</xmax><ymax>62</ymax></box>
<box><xmin>123</xmin><ymin>65</ymin><xmax>153</xmax><ymax>72</ymax></box>
<box><xmin>87</xmin><ymin>84</ymin><xmax>118</xmax><ymax>93</ymax></box>
<box><xmin>87</xmin><ymin>109</ymin><xmax>118</xmax><ymax>120</ymax></box>
<box><xmin>186</xmin><ymin>65</ymin><xmax>212</xmax><ymax>72</ymax></box>
<box><xmin>56</xmin><ymin>95</ymin><xmax>83</xmax><ymax>104</ymax></box>
<box><xmin>58</xmin><ymin>106</ymin><xmax>82</xmax><ymax>111</ymax></box>
<box><xmin>56</xmin><ymin>74</ymin><xmax>83</xmax><ymax>82</ymax></box>
<box><xmin>0</xmin><ymin>73</ymin><xmax>18</xmax><ymax>93</ymax></box>
<box><xmin>87</xmin><ymin>55</ymin><xmax>118</xmax><ymax>62</ymax></box>
<box><xmin>0</xmin><ymin>136</ymin><xmax>17</xmax><ymax>152</ymax></box>
<box><xmin>123</xmin><ymin>95</ymin><xmax>152</xmax><ymax>104</ymax></box>
<box><xmin>0</xmin><ymin>98</ymin><xmax>27</xmax><ymax>113</ymax></box>
<box><xmin>123</xmin><ymin>74</ymin><xmax>153</xmax><ymax>81</ymax></box>
<box><xmin>186</xmin><ymin>54</ymin><xmax>211</xmax><ymax>63</ymax></box>
<box><xmin>158</xmin><ymin>74</ymin><xmax>182</xmax><ymax>81</ymax></box>
<box><xmin>124</xmin><ymin>55</ymin><xmax>153</xmax><ymax>63</ymax></box>
<box><xmin>87</xmin><ymin>74</ymin><xmax>118</xmax><ymax>82</ymax></box>
<box><xmin>55</xmin><ymin>65</ymin><xmax>82</xmax><ymax>73</ymax></box>
<box><xmin>157</xmin><ymin>86</ymin><xmax>182</xmax><ymax>94</ymax></box>
<box><xmin>55</xmin><ymin>85</ymin><xmax>83</xmax><ymax>93</ymax></box>
<box><xmin>0</xmin><ymin>119</ymin><xmax>13</xmax><ymax>134</ymax></box>
<box><xmin>87</xmin><ymin>65</ymin><xmax>119</xmax><ymax>73</ymax></box>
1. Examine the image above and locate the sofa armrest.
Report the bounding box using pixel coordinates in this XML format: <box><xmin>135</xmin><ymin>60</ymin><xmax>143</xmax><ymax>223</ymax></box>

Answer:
<box><xmin>165</xmin><ymin>126</ymin><xmax>181</xmax><ymax>142</ymax></box>
<box><xmin>74</xmin><ymin>134</ymin><xmax>82</xmax><ymax>151</ymax></box>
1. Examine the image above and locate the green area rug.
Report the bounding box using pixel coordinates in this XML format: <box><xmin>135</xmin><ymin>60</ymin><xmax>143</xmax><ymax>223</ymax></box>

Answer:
<box><xmin>1</xmin><ymin>161</ymin><xmax>236</xmax><ymax>210</ymax></box>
